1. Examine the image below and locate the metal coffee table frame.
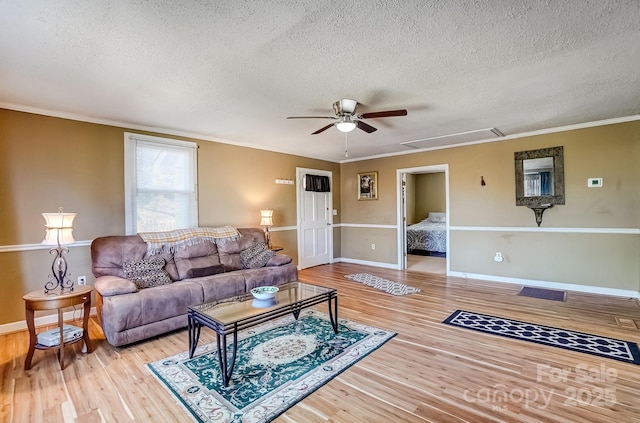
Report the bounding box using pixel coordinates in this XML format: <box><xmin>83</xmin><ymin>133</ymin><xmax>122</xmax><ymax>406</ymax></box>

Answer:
<box><xmin>187</xmin><ymin>282</ymin><xmax>338</xmax><ymax>387</ymax></box>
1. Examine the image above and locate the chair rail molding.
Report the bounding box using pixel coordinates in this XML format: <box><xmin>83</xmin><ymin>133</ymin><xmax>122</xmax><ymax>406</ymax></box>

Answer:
<box><xmin>0</xmin><ymin>240</ymin><xmax>92</xmax><ymax>253</ymax></box>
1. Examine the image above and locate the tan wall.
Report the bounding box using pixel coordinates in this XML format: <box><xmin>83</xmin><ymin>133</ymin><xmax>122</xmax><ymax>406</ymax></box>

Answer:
<box><xmin>405</xmin><ymin>173</ymin><xmax>416</xmax><ymax>225</ymax></box>
<box><xmin>0</xmin><ymin>109</ymin><xmax>339</xmax><ymax>325</ymax></box>
<box><xmin>2</xmin><ymin>107</ymin><xmax>638</xmax><ymax>323</ymax></box>
<box><xmin>340</xmin><ymin>227</ymin><xmax>397</xmax><ymax>264</ymax></box>
<box><xmin>339</xmin><ymin>120</ymin><xmax>640</xmax><ymax>292</ymax></box>
<box><xmin>415</xmin><ymin>172</ymin><xmax>446</xmax><ymax>222</ymax></box>
<box><xmin>451</xmin><ymin>231</ymin><xmax>640</xmax><ymax>290</ymax></box>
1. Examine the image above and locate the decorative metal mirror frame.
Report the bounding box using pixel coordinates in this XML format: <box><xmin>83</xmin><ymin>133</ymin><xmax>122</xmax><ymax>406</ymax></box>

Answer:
<box><xmin>514</xmin><ymin>146</ymin><xmax>565</xmax><ymax>226</ymax></box>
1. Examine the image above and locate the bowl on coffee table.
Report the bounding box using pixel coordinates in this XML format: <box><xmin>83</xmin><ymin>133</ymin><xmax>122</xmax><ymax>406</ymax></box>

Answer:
<box><xmin>251</xmin><ymin>286</ymin><xmax>279</xmax><ymax>300</ymax></box>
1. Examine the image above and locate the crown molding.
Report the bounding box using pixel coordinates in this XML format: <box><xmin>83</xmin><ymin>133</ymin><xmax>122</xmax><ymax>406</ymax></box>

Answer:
<box><xmin>340</xmin><ymin>114</ymin><xmax>640</xmax><ymax>163</ymax></box>
<box><xmin>3</xmin><ymin>103</ymin><xmax>639</xmax><ymax>165</ymax></box>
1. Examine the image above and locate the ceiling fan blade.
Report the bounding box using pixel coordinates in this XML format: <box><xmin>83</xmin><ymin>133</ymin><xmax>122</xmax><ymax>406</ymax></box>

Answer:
<box><xmin>360</xmin><ymin>109</ymin><xmax>408</xmax><ymax>119</ymax></box>
<box><xmin>356</xmin><ymin>120</ymin><xmax>377</xmax><ymax>133</ymax></box>
<box><xmin>286</xmin><ymin>116</ymin><xmax>336</xmax><ymax>119</ymax></box>
<box><xmin>312</xmin><ymin>123</ymin><xmax>335</xmax><ymax>135</ymax></box>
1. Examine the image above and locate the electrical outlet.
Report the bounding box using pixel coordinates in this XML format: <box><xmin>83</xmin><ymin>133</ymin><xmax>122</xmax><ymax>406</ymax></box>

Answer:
<box><xmin>371</xmin><ymin>244</ymin><xmax>376</xmax><ymax>250</ymax></box>
<box><xmin>77</xmin><ymin>276</ymin><xmax>87</xmax><ymax>285</ymax></box>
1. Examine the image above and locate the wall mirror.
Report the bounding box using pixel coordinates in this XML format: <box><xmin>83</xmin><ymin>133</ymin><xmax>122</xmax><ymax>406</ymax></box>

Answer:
<box><xmin>514</xmin><ymin>146</ymin><xmax>564</xmax><ymax>225</ymax></box>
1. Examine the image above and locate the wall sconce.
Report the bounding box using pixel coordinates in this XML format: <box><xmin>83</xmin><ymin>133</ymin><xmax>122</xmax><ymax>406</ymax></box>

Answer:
<box><xmin>42</xmin><ymin>207</ymin><xmax>76</xmax><ymax>293</ymax></box>
<box><xmin>260</xmin><ymin>209</ymin><xmax>273</xmax><ymax>248</ymax></box>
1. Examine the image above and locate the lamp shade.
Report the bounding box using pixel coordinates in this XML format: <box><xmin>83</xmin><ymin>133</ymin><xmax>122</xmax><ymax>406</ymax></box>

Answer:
<box><xmin>42</xmin><ymin>211</ymin><xmax>76</xmax><ymax>246</ymax></box>
<box><xmin>336</xmin><ymin>121</ymin><xmax>356</xmax><ymax>133</ymax></box>
<box><xmin>260</xmin><ymin>209</ymin><xmax>273</xmax><ymax>227</ymax></box>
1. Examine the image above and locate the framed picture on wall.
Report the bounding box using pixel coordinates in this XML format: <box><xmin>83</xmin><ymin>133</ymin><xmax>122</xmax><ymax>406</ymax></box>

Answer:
<box><xmin>357</xmin><ymin>171</ymin><xmax>378</xmax><ymax>200</ymax></box>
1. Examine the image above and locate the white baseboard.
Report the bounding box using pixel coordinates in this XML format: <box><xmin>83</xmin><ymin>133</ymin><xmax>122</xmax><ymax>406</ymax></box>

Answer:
<box><xmin>448</xmin><ymin>271</ymin><xmax>639</xmax><ymax>299</ymax></box>
<box><xmin>0</xmin><ymin>307</ymin><xmax>98</xmax><ymax>336</ymax></box>
<box><xmin>333</xmin><ymin>257</ymin><xmax>400</xmax><ymax>270</ymax></box>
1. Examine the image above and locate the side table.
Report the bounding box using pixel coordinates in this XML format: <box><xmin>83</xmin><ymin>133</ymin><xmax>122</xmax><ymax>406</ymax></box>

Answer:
<box><xmin>23</xmin><ymin>285</ymin><xmax>93</xmax><ymax>370</ymax></box>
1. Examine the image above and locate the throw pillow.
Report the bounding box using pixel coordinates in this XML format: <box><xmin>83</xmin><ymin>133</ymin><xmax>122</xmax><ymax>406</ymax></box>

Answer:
<box><xmin>240</xmin><ymin>243</ymin><xmax>276</xmax><ymax>269</ymax></box>
<box><xmin>123</xmin><ymin>257</ymin><xmax>172</xmax><ymax>289</ymax></box>
<box><xmin>186</xmin><ymin>264</ymin><xmax>226</xmax><ymax>278</ymax></box>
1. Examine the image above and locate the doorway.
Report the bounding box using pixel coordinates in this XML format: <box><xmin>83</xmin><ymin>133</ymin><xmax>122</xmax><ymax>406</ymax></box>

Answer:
<box><xmin>396</xmin><ymin>165</ymin><xmax>449</xmax><ymax>274</ymax></box>
<box><xmin>296</xmin><ymin>167</ymin><xmax>333</xmax><ymax>269</ymax></box>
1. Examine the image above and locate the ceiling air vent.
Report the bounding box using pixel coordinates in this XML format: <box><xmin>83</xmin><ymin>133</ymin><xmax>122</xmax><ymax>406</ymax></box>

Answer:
<box><xmin>401</xmin><ymin>128</ymin><xmax>504</xmax><ymax>149</ymax></box>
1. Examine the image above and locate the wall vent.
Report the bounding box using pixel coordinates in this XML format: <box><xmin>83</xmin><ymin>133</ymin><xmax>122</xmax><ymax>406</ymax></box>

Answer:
<box><xmin>615</xmin><ymin>316</ymin><xmax>638</xmax><ymax>329</ymax></box>
<box><xmin>401</xmin><ymin>128</ymin><xmax>504</xmax><ymax>149</ymax></box>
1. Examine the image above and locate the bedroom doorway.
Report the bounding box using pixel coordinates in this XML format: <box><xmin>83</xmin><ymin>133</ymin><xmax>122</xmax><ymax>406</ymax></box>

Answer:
<box><xmin>396</xmin><ymin>165</ymin><xmax>449</xmax><ymax>274</ymax></box>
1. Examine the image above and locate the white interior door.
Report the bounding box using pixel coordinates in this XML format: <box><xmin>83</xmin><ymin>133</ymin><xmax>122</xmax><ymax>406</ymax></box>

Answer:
<box><xmin>297</xmin><ymin>168</ymin><xmax>332</xmax><ymax>269</ymax></box>
<box><xmin>401</xmin><ymin>173</ymin><xmax>408</xmax><ymax>269</ymax></box>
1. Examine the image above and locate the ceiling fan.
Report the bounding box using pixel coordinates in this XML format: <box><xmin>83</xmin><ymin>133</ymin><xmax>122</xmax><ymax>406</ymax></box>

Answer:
<box><xmin>287</xmin><ymin>98</ymin><xmax>408</xmax><ymax>135</ymax></box>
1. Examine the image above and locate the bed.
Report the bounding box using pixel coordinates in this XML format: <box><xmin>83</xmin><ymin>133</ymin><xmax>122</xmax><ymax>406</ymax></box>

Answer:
<box><xmin>407</xmin><ymin>212</ymin><xmax>446</xmax><ymax>255</ymax></box>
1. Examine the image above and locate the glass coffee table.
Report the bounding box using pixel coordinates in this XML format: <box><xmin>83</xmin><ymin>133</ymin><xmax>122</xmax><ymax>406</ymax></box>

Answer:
<box><xmin>187</xmin><ymin>281</ymin><xmax>338</xmax><ymax>386</ymax></box>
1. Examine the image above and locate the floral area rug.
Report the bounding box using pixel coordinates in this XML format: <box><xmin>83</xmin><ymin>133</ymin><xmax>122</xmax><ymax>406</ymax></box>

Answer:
<box><xmin>345</xmin><ymin>273</ymin><xmax>421</xmax><ymax>295</ymax></box>
<box><xmin>147</xmin><ymin>310</ymin><xmax>396</xmax><ymax>422</ymax></box>
<box><xmin>444</xmin><ymin>310</ymin><xmax>640</xmax><ymax>365</ymax></box>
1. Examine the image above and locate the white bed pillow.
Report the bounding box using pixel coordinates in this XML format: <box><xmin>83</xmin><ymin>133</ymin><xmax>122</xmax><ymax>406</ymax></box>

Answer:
<box><xmin>427</xmin><ymin>212</ymin><xmax>446</xmax><ymax>223</ymax></box>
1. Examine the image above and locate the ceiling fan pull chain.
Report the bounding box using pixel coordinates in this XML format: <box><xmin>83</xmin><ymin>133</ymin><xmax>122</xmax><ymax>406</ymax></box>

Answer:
<box><xmin>344</xmin><ymin>132</ymin><xmax>349</xmax><ymax>158</ymax></box>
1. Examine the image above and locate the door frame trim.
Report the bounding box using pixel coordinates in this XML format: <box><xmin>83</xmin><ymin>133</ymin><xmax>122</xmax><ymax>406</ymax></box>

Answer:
<box><xmin>396</xmin><ymin>164</ymin><xmax>450</xmax><ymax>274</ymax></box>
<box><xmin>296</xmin><ymin>167</ymin><xmax>334</xmax><ymax>269</ymax></box>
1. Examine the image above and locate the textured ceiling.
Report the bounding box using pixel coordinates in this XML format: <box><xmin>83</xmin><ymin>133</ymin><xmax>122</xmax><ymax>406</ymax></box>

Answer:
<box><xmin>1</xmin><ymin>1</ymin><xmax>639</xmax><ymax>162</ymax></box>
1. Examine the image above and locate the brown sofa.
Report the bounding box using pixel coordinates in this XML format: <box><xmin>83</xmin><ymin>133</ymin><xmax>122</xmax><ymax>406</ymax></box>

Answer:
<box><xmin>91</xmin><ymin>227</ymin><xmax>298</xmax><ymax>346</ymax></box>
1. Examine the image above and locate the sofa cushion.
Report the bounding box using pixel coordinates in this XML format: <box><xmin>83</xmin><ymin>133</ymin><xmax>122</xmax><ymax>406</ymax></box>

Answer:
<box><xmin>243</xmin><ymin>263</ymin><xmax>299</xmax><ymax>292</ymax></box>
<box><xmin>266</xmin><ymin>254</ymin><xmax>293</xmax><ymax>267</ymax></box>
<box><xmin>173</xmin><ymin>241</ymin><xmax>221</xmax><ymax>280</ymax></box>
<box><xmin>186</xmin><ymin>264</ymin><xmax>225</xmax><ymax>278</ymax></box>
<box><xmin>217</xmin><ymin>228</ymin><xmax>268</xmax><ymax>270</ymax></box>
<box><xmin>123</xmin><ymin>258</ymin><xmax>172</xmax><ymax>289</ymax></box>
<box><xmin>91</xmin><ymin>234</ymin><xmax>179</xmax><ymax>281</ymax></box>
<box><xmin>94</xmin><ymin>276</ymin><xmax>138</xmax><ymax>297</ymax></box>
<box><xmin>191</xmin><ymin>272</ymin><xmax>247</xmax><ymax>304</ymax></box>
<box><xmin>98</xmin><ymin>280</ymin><xmax>204</xmax><ymax>346</ymax></box>
<box><xmin>240</xmin><ymin>243</ymin><xmax>275</xmax><ymax>269</ymax></box>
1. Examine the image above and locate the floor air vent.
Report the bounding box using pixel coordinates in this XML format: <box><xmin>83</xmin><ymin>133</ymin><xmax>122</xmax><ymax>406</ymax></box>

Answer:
<box><xmin>615</xmin><ymin>316</ymin><xmax>638</xmax><ymax>329</ymax></box>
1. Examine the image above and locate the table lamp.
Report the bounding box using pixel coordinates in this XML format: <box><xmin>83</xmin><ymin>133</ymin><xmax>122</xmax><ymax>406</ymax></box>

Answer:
<box><xmin>42</xmin><ymin>207</ymin><xmax>76</xmax><ymax>293</ymax></box>
<box><xmin>260</xmin><ymin>209</ymin><xmax>273</xmax><ymax>248</ymax></box>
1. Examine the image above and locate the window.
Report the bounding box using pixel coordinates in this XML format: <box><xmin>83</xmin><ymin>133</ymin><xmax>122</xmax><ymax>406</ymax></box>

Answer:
<box><xmin>124</xmin><ymin>133</ymin><xmax>198</xmax><ymax>234</ymax></box>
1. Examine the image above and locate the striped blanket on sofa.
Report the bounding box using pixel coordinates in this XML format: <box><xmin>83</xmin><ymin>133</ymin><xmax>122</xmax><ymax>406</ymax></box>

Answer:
<box><xmin>138</xmin><ymin>226</ymin><xmax>240</xmax><ymax>254</ymax></box>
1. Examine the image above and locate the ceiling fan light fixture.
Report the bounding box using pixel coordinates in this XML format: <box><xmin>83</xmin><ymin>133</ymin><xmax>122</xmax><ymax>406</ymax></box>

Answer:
<box><xmin>336</xmin><ymin>121</ymin><xmax>356</xmax><ymax>133</ymax></box>
<box><xmin>288</xmin><ymin>98</ymin><xmax>407</xmax><ymax>135</ymax></box>
<box><xmin>340</xmin><ymin>99</ymin><xmax>358</xmax><ymax>114</ymax></box>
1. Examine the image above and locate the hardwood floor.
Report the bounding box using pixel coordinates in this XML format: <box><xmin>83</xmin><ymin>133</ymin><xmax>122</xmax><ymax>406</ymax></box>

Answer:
<box><xmin>406</xmin><ymin>254</ymin><xmax>446</xmax><ymax>274</ymax></box>
<box><xmin>2</xmin><ymin>263</ymin><xmax>639</xmax><ymax>422</ymax></box>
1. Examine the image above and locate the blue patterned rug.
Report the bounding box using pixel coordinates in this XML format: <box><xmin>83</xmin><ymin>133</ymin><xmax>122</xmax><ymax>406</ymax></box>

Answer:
<box><xmin>345</xmin><ymin>273</ymin><xmax>421</xmax><ymax>295</ymax></box>
<box><xmin>148</xmin><ymin>310</ymin><xmax>395</xmax><ymax>422</ymax></box>
<box><xmin>444</xmin><ymin>310</ymin><xmax>640</xmax><ymax>365</ymax></box>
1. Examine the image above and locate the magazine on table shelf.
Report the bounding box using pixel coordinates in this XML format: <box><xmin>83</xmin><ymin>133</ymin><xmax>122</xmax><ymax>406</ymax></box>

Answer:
<box><xmin>36</xmin><ymin>325</ymin><xmax>83</xmax><ymax>347</ymax></box>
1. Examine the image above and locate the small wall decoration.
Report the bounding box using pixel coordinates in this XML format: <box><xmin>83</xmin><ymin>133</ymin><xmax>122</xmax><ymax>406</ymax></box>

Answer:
<box><xmin>357</xmin><ymin>171</ymin><xmax>378</xmax><ymax>200</ymax></box>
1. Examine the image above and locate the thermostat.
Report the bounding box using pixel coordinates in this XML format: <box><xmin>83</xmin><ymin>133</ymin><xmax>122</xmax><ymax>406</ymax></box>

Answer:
<box><xmin>587</xmin><ymin>178</ymin><xmax>603</xmax><ymax>187</ymax></box>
